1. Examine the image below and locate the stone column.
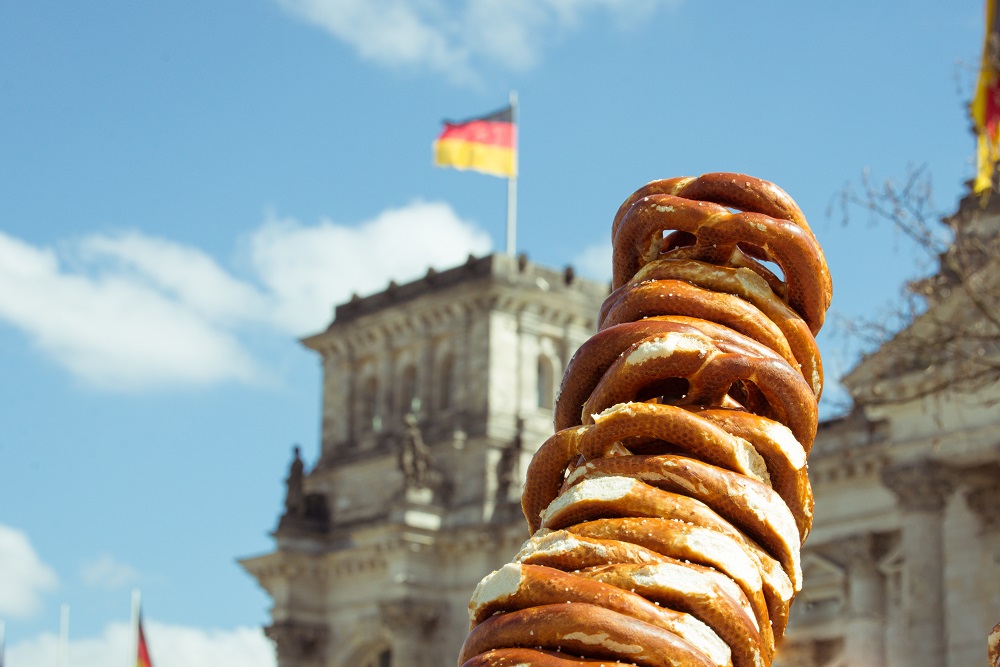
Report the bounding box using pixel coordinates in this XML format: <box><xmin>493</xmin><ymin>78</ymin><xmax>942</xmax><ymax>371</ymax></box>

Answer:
<box><xmin>265</xmin><ymin>620</ymin><xmax>330</xmax><ymax>667</ymax></box>
<box><xmin>830</xmin><ymin>533</ymin><xmax>885</xmax><ymax>666</ymax></box>
<box><xmin>881</xmin><ymin>461</ymin><xmax>954</xmax><ymax>667</ymax></box>
<box><xmin>965</xmin><ymin>466</ymin><xmax>1000</xmax><ymax>633</ymax></box>
<box><xmin>379</xmin><ymin>599</ymin><xmax>444</xmax><ymax>667</ymax></box>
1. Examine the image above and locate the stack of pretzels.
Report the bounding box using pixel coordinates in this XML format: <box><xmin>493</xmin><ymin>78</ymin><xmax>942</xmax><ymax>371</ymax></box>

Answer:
<box><xmin>460</xmin><ymin>174</ymin><xmax>831</xmax><ymax>667</ymax></box>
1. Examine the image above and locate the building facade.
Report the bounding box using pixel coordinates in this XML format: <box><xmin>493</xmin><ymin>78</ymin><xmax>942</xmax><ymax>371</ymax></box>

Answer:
<box><xmin>244</xmin><ymin>195</ymin><xmax>1000</xmax><ymax>666</ymax></box>
<box><xmin>775</xmin><ymin>189</ymin><xmax>1000</xmax><ymax>667</ymax></box>
<box><xmin>241</xmin><ymin>253</ymin><xmax>608</xmax><ymax>667</ymax></box>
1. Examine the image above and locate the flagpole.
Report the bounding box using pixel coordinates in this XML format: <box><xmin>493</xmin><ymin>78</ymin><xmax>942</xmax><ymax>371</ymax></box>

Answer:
<box><xmin>1</xmin><ymin>619</ymin><xmax>6</xmax><ymax>667</ymax></box>
<box><xmin>128</xmin><ymin>589</ymin><xmax>140</xmax><ymax>667</ymax></box>
<box><xmin>57</xmin><ymin>604</ymin><xmax>69</xmax><ymax>667</ymax></box>
<box><xmin>506</xmin><ymin>90</ymin><xmax>518</xmax><ymax>256</ymax></box>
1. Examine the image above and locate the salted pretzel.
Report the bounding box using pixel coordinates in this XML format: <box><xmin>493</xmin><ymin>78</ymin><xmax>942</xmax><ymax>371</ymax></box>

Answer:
<box><xmin>461</xmin><ymin>174</ymin><xmax>830</xmax><ymax>667</ymax></box>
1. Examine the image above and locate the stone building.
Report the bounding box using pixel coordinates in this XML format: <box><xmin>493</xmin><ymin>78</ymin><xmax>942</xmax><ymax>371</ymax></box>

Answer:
<box><xmin>241</xmin><ymin>253</ymin><xmax>608</xmax><ymax>667</ymax></box>
<box><xmin>243</xmin><ymin>193</ymin><xmax>1000</xmax><ymax>667</ymax></box>
<box><xmin>776</xmin><ymin>187</ymin><xmax>1000</xmax><ymax>667</ymax></box>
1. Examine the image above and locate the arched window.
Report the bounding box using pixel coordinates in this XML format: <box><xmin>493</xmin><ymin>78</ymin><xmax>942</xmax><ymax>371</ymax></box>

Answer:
<box><xmin>400</xmin><ymin>364</ymin><xmax>418</xmax><ymax>414</ymax></box>
<box><xmin>439</xmin><ymin>354</ymin><xmax>454</xmax><ymax>411</ymax></box>
<box><xmin>363</xmin><ymin>648</ymin><xmax>392</xmax><ymax>667</ymax></box>
<box><xmin>361</xmin><ymin>376</ymin><xmax>379</xmax><ymax>432</ymax></box>
<box><xmin>537</xmin><ymin>355</ymin><xmax>555</xmax><ymax>410</ymax></box>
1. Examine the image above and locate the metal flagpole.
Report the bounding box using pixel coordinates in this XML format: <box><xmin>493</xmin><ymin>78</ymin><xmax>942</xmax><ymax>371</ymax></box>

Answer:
<box><xmin>127</xmin><ymin>589</ymin><xmax>140</xmax><ymax>667</ymax></box>
<box><xmin>1</xmin><ymin>619</ymin><xmax>6</xmax><ymax>667</ymax></box>
<box><xmin>57</xmin><ymin>604</ymin><xmax>69</xmax><ymax>667</ymax></box>
<box><xmin>506</xmin><ymin>90</ymin><xmax>518</xmax><ymax>256</ymax></box>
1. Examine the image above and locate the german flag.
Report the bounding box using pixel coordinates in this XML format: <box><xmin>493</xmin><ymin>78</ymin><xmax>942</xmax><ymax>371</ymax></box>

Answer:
<box><xmin>973</xmin><ymin>0</ymin><xmax>1000</xmax><ymax>193</ymax></box>
<box><xmin>137</xmin><ymin>614</ymin><xmax>153</xmax><ymax>667</ymax></box>
<box><xmin>433</xmin><ymin>106</ymin><xmax>517</xmax><ymax>178</ymax></box>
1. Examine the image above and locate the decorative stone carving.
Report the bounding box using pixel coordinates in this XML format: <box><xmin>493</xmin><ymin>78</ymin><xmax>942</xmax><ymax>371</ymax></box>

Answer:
<box><xmin>378</xmin><ymin>598</ymin><xmax>445</xmax><ymax>636</ymax></box>
<box><xmin>277</xmin><ymin>446</ymin><xmax>330</xmax><ymax>535</ymax></box>
<box><xmin>399</xmin><ymin>413</ymin><xmax>433</xmax><ymax>490</ymax></box>
<box><xmin>827</xmin><ymin>533</ymin><xmax>876</xmax><ymax>568</ymax></box>
<box><xmin>495</xmin><ymin>419</ymin><xmax>522</xmax><ymax>503</ymax></box>
<box><xmin>284</xmin><ymin>445</ymin><xmax>306</xmax><ymax>517</ymax></box>
<box><xmin>265</xmin><ymin>620</ymin><xmax>329</xmax><ymax>663</ymax></box>
<box><xmin>881</xmin><ymin>461</ymin><xmax>954</xmax><ymax>512</ymax></box>
<box><xmin>964</xmin><ymin>464</ymin><xmax>1000</xmax><ymax>534</ymax></box>
<box><xmin>397</xmin><ymin>412</ymin><xmax>453</xmax><ymax>505</ymax></box>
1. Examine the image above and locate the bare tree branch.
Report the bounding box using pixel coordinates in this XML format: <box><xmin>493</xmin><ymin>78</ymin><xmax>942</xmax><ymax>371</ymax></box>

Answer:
<box><xmin>835</xmin><ymin>167</ymin><xmax>1000</xmax><ymax>405</ymax></box>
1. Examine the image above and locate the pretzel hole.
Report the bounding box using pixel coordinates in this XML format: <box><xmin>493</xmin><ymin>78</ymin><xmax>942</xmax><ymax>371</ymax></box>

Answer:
<box><xmin>728</xmin><ymin>381</ymin><xmax>782</xmax><ymax>422</ymax></box>
<box><xmin>661</xmin><ymin>230</ymin><xmax>695</xmax><ymax>252</ymax></box>
<box><xmin>635</xmin><ymin>377</ymin><xmax>689</xmax><ymax>405</ymax></box>
<box><xmin>736</xmin><ymin>249</ymin><xmax>785</xmax><ymax>282</ymax></box>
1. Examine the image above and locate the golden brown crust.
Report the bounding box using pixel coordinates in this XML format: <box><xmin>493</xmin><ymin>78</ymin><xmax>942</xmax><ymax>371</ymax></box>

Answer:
<box><xmin>576</xmin><ymin>563</ymin><xmax>767</xmax><ymax>667</ymax></box>
<box><xmin>612</xmin><ymin>195</ymin><xmax>829</xmax><ymax>333</ymax></box>
<box><xmin>565</xmin><ymin>456</ymin><xmax>801</xmax><ymax>591</ymax></box>
<box><xmin>470</xmin><ymin>563</ymin><xmax>731</xmax><ymax>666</ymax></box>
<box><xmin>464</xmin><ymin>174</ymin><xmax>829</xmax><ymax>667</ymax></box>
<box><xmin>460</xmin><ymin>604</ymin><xmax>720</xmax><ymax>667</ymax></box>
<box><xmin>461</xmin><ymin>648</ymin><xmax>637</xmax><ymax>667</ymax></box>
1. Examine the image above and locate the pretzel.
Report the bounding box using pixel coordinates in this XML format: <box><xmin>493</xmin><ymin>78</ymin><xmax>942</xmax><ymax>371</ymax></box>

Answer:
<box><xmin>990</xmin><ymin>621</ymin><xmax>1000</xmax><ymax>667</ymax></box>
<box><xmin>598</xmin><ymin>260</ymin><xmax>823</xmax><ymax>398</ymax></box>
<box><xmin>461</xmin><ymin>174</ymin><xmax>830</xmax><ymax>667</ymax></box>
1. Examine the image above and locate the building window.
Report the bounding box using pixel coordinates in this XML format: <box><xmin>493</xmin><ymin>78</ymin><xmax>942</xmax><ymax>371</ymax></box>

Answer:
<box><xmin>364</xmin><ymin>649</ymin><xmax>392</xmax><ymax>667</ymax></box>
<box><xmin>439</xmin><ymin>354</ymin><xmax>454</xmax><ymax>410</ymax></box>
<box><xmin>361</xmin><ymin>376</ymin><xmax>379</xmax><ymax>431</ymax></box>
<box><xmin>537</xmin><ymin>355</ymin><xmax>555</xmax><ymax>410</ymax></box>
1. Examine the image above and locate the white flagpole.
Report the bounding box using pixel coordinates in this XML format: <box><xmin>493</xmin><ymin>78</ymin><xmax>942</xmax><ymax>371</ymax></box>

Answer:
<box><xmin>1</xmin><ymin>619</ymin><xmax>6</xmax><ymax>667</ymax></box>
<box><xmin>127</xmin><ymin>589</ymin><xmax>140</xmax><ymax>667</ymax></box>
<box><xmin>57</xmin><ymin>604</ymin><xmax>69</xmax><ymax>667</ymax></box>
<box><xmin>506</xmin><ymin>90</ymin><xmax>519</xmax><ymax>256</ymax></box>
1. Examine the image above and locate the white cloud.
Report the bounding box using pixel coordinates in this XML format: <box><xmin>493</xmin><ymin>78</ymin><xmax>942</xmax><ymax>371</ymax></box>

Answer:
<box><xmin>276</xmin><ymin>0</ymin><xmax>680</xmax><ymax>82</ymax></box>
<box><xmin>0</xmin><ymin>201</ymin><xmax>491</xmax><ymax>390</ymax></box>
<box><xmin>0</xmin><ymin>525</ymin><xmax>58</xmax><ymax>618</ymax></box>
<box><xmin>0</xmin><ymin>231</ymin><xmax>262</xmax><ymax>390</ymax></box>
<box><xmin>572</xmin><ymin>240</ymin><xmax>612</xmax><ymax>283</ymax></box>
<box><xmin>80</xmin><ymin>554</ymin><xmax>141</xmax><ymax>589</ymax></box>
<box><xmin>278</xmin><ymin>0</ymin><xmax>476</xmax><ymax>82</ymax></box>
<box><xmin>7</xmin><ymin>621</ymin><xmax>275</xmax><ymax>667</ymax></box>
<box><xmin>80</xmin><ymin>233</ymin><xmax>269</xmax><ymax>326</ymax></box>
<box><xmin>250</xmin><ymin>200</ymin><xmax>492</xmax><ymax>332</ymax></box>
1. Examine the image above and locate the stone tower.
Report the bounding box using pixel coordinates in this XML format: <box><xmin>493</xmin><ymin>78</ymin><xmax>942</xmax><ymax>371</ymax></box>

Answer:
<box><xmin>241</xmin><ymin>253</ymin><xmax>608</xmax><ymax>667</ymax></box>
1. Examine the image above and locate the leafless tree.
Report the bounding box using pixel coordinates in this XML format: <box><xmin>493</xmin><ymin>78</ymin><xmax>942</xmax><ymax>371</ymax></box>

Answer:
<box><xmin>832</xmin><ymin>165</ymin><xmax>1000</xmax><ymax>402</ymax></box>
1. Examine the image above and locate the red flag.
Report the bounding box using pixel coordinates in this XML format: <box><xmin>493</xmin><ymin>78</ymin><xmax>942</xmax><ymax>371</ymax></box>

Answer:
<box><xmin>137</xmin><ymin>614</ymin><xmax>153</xmax><ymax>667</ymax></box>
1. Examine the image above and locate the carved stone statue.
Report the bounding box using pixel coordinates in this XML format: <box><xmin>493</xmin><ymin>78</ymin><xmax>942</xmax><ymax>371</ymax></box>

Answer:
<box><xmin>495</xmin><ymin>419</ymin><xmax>523</xmax><ymax>502</ymax></box>
<box><xmin>399</xmin><ymin>413</ymin><xmax>432</xmax><ymax>489</ymax></box>
<box><xmin>284</xmin><ymin>445</ymin><xmax>305</xmax><ymax>517</ymax></box>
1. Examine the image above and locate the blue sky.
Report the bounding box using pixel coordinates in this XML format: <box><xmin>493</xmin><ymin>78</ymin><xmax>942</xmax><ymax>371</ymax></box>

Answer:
<box><xmin>0</xmin><ymin>0</ymin><xmax>986</xmax><ymax>664</ymax></box>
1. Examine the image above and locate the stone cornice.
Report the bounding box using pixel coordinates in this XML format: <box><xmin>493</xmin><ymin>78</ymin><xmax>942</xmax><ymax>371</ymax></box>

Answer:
<box><xmin>962</xmin><ymin>464</ymin><xmax>1000</xmax><ymax>533</ymax></box>
<box><xmin>809</xmin><ymin>449</ymin><xmax>886</xmax><ymax>486</ymax></box>
<box><xmin>301</xmin><ymin>254</ymin><xmax>606</xmax><ymax>354</ymax></box>
<box><xmin>240</xmin><ymin>550</ymin><xmax>332</xmax><ymax>585</ymax></box>
<box><xmin>819</xmin><ymin>532</ymin><xmax>879</xmax><ymax>569</ymax></box>
<box><xmin>249</xmin><ymin>521</ymin><xmax>529</xmax><ymax>583</ymax></box>
<box><xmin>881</xmin><ymin>461</ymin><xmax>955</xmax><ymax>512</ymax></box>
